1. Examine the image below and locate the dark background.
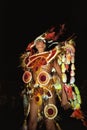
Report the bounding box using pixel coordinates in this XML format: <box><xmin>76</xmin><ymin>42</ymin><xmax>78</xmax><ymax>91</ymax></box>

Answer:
<box><xmin>1</xmin><ymin>0</ymin><xmax>87</xmax><ymax>82</ymax></box>
<box><xmin>0</xmin><ymin>0</ymin><xmax>87</xmax><ymax>130</ymax></box>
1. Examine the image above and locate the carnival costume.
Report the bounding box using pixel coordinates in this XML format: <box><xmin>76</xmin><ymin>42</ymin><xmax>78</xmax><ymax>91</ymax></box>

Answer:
<box><xmin>20</xmin><ymin>25</ymin><xmax>87</xmax><ymax>130</ymax></box>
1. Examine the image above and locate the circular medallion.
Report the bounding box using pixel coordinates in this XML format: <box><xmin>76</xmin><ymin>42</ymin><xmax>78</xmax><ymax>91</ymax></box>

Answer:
<box><xmin>37</xmin><ymin>71</ymin><xmax>50</xmax><ymax>86</ymax></box>
<box><xmin>44</xmin><ymin>104</ymin><xmax>58</xmax><ymax>119</ymax></box>
<box><xmin>35</xmin><ymin>93</ymin><xmax>42</xmax><ymax>106</ymax></box>
<box><xmin>22</xmin><ymin>71</ymin><xmax>32</xmax><ymax>83</ymax></box>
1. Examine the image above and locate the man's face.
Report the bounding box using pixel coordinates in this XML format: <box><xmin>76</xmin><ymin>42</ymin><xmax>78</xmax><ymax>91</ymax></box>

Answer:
<box><xmin>36</xmin><ymin>40</ymin><xmax>46</xmax><ymax>52</ymax></box>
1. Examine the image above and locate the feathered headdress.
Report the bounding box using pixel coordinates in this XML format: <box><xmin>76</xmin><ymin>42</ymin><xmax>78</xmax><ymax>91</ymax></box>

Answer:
<box><xmin>26</xmin><ymin>24</ymin><xmax>66</xmax><ymax>51</ymax></box>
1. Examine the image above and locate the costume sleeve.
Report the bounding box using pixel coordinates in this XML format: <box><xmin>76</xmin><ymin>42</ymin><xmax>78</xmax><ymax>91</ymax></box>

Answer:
<box><xmin>53</xmin><ymin>39</ymin><xmax>82</xmax><ymax>110</ymax></box>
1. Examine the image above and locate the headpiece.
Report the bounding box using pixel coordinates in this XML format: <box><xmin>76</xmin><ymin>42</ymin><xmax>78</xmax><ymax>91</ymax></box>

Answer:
<box><xmin>26</xmin><ymin>24</ymin><xmax>65</xmax><ymax>51</ymax></box>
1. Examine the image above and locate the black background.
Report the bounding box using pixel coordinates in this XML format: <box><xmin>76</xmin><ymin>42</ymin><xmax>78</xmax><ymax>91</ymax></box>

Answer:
<box><xmin>1</xmin><ymin>0</ymin><xmax>87</xmax><ymax>82</ymax></box>
<box><xmin>1</xmin><ymin>0</ymin><xmax>87</xmax><ymax>130</ymax></box>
